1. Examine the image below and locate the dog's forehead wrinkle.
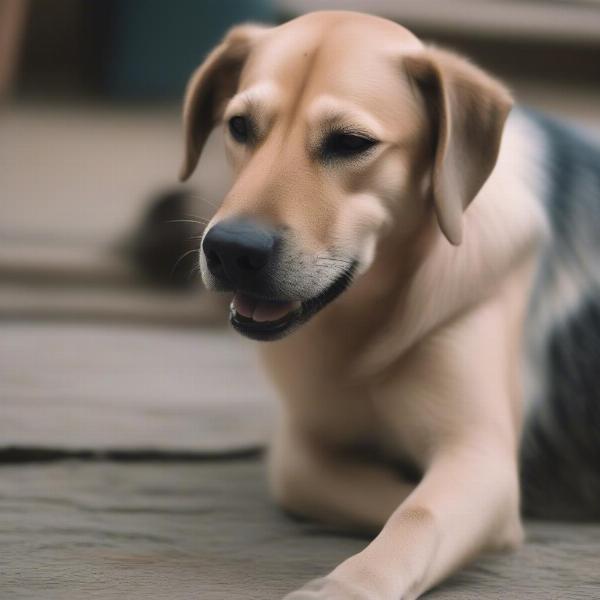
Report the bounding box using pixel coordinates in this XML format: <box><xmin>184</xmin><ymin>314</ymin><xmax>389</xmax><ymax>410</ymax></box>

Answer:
<box><xmin>242</xmin><ymin>26</ymin><xmax>324</xmax><ymax>121</ymax></box>
<box><xmin>275</xmin><ymin>41</ymin><xmax>325</xmax><ymax>134</ymax></box>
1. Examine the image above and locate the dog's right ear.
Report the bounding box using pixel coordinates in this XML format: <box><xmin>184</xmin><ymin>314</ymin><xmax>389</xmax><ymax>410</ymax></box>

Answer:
<box><xmin>404</xmin><ymin>48</ymin><xmax>512</xmax><ymax>245</ymax></box>
<box><xmin>179</xmin><ymin>24</ymin><xmax>269</xmax><ymax>182</ymax></box>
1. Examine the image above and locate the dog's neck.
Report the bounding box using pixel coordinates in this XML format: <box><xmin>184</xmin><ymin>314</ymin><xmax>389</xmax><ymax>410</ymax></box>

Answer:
<box><xmin>307</xmin><ymin>111</ymin><xmax>548</xmax><ymax>376</ymax></box>
<box><xmin>303</xmin><ymin>216</ymin><xmax>437</xmax><ymax>368</ymax></box>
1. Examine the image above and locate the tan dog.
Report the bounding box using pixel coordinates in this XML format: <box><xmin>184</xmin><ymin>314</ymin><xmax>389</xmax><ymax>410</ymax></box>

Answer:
<box><xmin>179</xmin><ymin>10</ymin><xmax>599</xmax><ymax>599</ymax></box>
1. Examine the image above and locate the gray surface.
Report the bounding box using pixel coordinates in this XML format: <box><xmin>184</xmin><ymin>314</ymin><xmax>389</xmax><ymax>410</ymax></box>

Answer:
<box><xmin>1</xmin><ymin>459</ymin><xmax>599</xmax><ymax>600</ymax></box>
<box><xmin>0</xmin><ymin>323</ymin><xmax>275</xmax><ymax>452</ymax></box>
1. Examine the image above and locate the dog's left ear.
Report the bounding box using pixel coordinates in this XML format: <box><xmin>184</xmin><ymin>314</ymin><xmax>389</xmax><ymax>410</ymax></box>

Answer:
<box><xmin>179</xmin><ymin>24</ymin><xmax>269</xmax><ymax>182</ymax></box>
<box><xmin>404</xmin><ymin>48</ymin><xmax>513</xmax><ymax>245</ymax></box>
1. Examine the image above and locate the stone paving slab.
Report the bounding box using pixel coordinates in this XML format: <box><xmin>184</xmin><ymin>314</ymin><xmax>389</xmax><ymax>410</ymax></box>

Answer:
<box><xmin>0</xmin><ymin>459</ymin><xmax>598</xmax><ymax>600</ymax></box>
<box><xmin>0</xmin><ymin>323</ymin><xmax>275</xmax><ymax>453</ymax></box>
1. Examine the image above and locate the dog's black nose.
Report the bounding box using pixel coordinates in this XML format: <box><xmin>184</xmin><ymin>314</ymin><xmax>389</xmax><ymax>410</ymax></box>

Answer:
<box><xmin>202</xmin><ymin>218</ymin><xmax>279</xmax><ymax>287</ymax></box>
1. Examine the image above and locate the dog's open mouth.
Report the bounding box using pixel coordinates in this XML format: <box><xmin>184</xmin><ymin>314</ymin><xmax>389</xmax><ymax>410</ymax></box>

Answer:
<box><xmin>229</xmin><ymin>261</ymin><xmax>357</xmax><ymax>341</ymax></box>
<box><xmin>230</xmin><ymin>295</ymin><xmax>302</xmax><ymax>339</ymax></box>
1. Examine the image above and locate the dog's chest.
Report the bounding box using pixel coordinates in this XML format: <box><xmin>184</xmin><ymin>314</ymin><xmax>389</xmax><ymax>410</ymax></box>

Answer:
<box><xmin>306</xmin><ymin>382</ymin><xmax>425</xmax><ymax>470</ymax></box>
<box><xmin>264</xmin><ymin>360</ymin><xmax>422</xmax><ymax>465</ymax></box>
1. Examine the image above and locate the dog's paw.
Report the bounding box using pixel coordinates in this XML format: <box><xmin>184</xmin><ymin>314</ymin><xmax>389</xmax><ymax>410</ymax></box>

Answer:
<box><xmin>283</xmin><ymin>577</ymin><xmax>372</xmax><ymax>600</ymax></box>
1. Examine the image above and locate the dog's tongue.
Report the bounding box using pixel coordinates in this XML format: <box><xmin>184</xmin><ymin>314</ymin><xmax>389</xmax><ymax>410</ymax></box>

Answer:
<box><xmin>232</xmin><ymin>294</ymin><xmax>258</xmax><ymax>319</ymax></box>
<box><xmin>232</xmin><ymin>293</ymin><xmax>299</xmax><ymax>323</ymax></box>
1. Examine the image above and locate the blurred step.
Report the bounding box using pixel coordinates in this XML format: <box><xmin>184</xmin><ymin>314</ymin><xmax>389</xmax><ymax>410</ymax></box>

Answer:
<box><xmin>278</xmin><ymin>0</ymin><xmax>600</xmax><ymax>82</ymax></box>
<box><xmin>278</xmin><ymin>0</ymin><xmax>600</xmax><ymax>43</ymax></box>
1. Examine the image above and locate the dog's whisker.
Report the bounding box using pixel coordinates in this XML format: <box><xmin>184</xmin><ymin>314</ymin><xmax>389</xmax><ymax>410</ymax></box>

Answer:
<box><xmin>187</xmin><ymin>265</ymin><xmax>201</xmax><ymax>282</ymax></box>
<box><xmin>170</xmin><ymin>247</ymin><xmax>200</xmax><ymax>278</ymax></box>
<box><xmin>166</xmin><ymin>218</ymin><xmax>210</xmax><ymax>227</ymax></box>
<box><xmin>181</xmin><ymin>212</ymin><xmax>213</xmax><ymax>224</ymax></box>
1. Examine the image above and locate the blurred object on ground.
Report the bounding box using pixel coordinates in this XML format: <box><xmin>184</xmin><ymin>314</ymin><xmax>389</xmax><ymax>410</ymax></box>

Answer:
<box><xmin>129</xmin><ymin>188</ymin><xmax>210</xmax><ymax>290</ymax></box>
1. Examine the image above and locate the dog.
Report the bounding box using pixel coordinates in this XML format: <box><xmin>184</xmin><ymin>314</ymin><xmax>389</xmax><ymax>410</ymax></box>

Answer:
<box><xmin>178</xmin><ymin>11</ymin><xmax>600</xmax><ymax>599</ymax></box>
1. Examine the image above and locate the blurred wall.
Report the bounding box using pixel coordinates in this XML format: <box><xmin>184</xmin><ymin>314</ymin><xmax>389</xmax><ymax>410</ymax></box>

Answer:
<box><xmin>15</xmin><ymin>0</ymin><xmax>275</xmax><ymax>99</ymax></box>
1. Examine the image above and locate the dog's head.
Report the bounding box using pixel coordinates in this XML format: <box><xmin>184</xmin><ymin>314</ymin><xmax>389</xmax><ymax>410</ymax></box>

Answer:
<box><xmin>180</xmin><ymin>11</ymin><xmax>512</xmax><ymax>340</ymax></box>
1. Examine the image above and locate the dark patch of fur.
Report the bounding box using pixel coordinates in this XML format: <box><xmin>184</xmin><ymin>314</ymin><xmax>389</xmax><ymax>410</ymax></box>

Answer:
<box><xmin>522</xmin><ymin>297</ymin><xmax>600</xmax><ymax>519</ymax></box>
<box><xmin>521</xmin><ymin>110</ymin><xmax>600</xmax><ymax>519</ymax></box>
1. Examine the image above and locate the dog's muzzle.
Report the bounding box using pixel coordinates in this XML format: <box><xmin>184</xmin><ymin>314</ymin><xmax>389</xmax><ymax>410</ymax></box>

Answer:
<box><xmin>201</xmin><ymin>218</ymin><xmax>356</xmax><ymax>341</ymax></box>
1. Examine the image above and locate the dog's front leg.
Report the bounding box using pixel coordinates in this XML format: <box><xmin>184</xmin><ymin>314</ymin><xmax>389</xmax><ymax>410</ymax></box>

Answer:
<box><xmin>284</xmin><ymin>443</ymin><xmax>522</xmax><ymax>600</ymax></box>
<box><xmin>330</xmin><ymin>443</ymin><xmax>522</xmax><ymax>599</ymax></box>
<box><xmin>284</xmin><ymin>299</ymin><xmax>525</xmax><ymax>599</ymax></box>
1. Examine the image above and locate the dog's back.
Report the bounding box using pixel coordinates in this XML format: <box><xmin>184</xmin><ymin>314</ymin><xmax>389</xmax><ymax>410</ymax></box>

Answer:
<box><xmin>521</xmin><ymin>110</ymin><xmax>600</xmax><ymax>518</ymax></box>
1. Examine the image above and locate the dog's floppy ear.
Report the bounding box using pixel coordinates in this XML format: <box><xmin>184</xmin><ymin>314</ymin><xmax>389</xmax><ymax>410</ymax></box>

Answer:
<box><xmin>404</xmin><ymin>48</ymin><xmax>513</xmax><ymax>245</ymax></box>
<box><xmin>179</xmin><ymin>24</ymin><xmax>269</xmax><ymax>182</ymax></box>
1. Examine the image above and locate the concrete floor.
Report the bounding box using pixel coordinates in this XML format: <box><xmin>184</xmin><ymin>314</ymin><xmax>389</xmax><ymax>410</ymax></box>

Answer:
<box><xmin>2</xmin><ymin>460</ymin><xmax>599</xmax><ymax>599</ymax></box>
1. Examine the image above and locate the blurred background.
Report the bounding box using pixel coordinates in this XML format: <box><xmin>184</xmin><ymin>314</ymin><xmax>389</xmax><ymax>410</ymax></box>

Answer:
<box><xmin>1</xmin><ymin>2</ymin><xmax>600</xmax><ymax>597</ymax></box>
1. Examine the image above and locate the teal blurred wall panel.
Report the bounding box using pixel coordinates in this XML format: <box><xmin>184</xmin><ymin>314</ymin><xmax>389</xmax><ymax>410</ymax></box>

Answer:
<box><xmin>106</xmin><ymin>0</ymin><xmax>274</xmax><ymax>99</ymax></box>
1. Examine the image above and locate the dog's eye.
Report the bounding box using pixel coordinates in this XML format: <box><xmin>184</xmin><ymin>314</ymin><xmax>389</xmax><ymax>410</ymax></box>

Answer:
<box><xmin>322</xmin><ymin>133</ymin><xmax>377</xmax><ymax>159</ymax></box>
<box><xmin>228</xmin><ymin>116</ymin><xmax>250</xmax><ymax>143</ymax></box>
